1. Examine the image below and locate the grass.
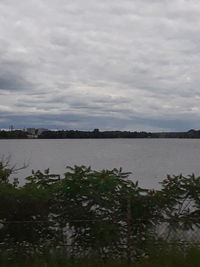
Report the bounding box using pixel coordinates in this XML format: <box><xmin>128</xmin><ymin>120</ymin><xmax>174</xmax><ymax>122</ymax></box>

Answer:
<box><xmin>0</xmin><ymin>245</ymin><xmax>200</xmax><ymax>267</ymax></box>
<box><xmin>135</xmin><ymin>246</ymin><xmax>200</xmax><ymax>267</ymax></box>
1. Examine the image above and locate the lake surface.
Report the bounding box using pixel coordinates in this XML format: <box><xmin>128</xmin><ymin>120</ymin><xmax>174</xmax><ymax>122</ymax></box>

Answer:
<box><xmin>0</xmin><ymin>138</ymin><xmax>200</xmax><ymax>189</ymax></box>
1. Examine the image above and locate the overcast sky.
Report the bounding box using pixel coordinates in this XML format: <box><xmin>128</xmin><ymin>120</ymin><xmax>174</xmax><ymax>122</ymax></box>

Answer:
<box><xmin>0</xmin><ymin>0</ymin><xmax>200</xmax><ymax>131</ymax></box>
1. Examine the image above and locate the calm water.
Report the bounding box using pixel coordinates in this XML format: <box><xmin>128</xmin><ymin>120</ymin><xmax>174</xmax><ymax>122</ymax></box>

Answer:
<box><xmin>0</xmin><ymin>138</ymin><xmax>200</xmax><ymax>189</ymax></box>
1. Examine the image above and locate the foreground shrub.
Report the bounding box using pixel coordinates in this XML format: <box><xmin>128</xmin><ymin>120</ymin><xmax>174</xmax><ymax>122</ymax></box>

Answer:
<box><xmin>0</xmin><ymin>162</ymin><xmax>200</xmax><ymax>262</ymax></box>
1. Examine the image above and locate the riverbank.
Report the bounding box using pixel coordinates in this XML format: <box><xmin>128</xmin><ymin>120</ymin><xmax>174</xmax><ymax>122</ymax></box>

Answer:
<box><xmin>1</xmin><ymin>129</ymin><xmax>200</xmax><ymax>139</ymax></box>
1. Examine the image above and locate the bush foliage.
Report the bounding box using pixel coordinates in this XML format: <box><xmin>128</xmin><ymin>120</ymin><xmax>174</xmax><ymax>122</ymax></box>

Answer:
<box><xmin>0</xmin><ymin>162</ymin><xmax>200</xmax><ymax>262</ymax></box>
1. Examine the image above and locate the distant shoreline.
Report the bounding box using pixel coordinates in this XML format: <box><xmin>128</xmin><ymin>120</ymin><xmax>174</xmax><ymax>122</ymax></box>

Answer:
<box><xmin>1</xmin><ymin>128</ymin><xmax>200</xmax><ymax>139</ymax></box>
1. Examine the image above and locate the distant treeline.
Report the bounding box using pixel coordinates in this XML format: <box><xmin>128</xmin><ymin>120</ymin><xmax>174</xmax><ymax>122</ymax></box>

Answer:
<box><xmin>0</xmin><ymin>130</ymin><xmax>28</xmax><ymax>139</ymax></box>
<box><xmin>39</xmin><ymin>129</ymin><xmax>150</xmax><ymax>138</ymax></box>
<box><xmin>1</xmin><ymin>128</ymin><xmax>200</xmax><ymax>139</ymax></box>
<box><xmin>38</xmin><ymin>129</ymin><xmax>200</xmax><ymax>139</ymax></box>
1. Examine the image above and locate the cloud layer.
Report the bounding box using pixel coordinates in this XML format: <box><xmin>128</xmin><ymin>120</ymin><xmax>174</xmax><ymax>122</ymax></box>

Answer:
<box><xmin>1</xmin><ymin>0</ymin><xmax>200</xmax><ymax>131</ymax></box>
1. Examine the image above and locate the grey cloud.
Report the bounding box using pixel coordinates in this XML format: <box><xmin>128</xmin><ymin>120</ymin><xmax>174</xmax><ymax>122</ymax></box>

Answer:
<box><xmin>1</xmin><ymin>0</ymin><xmax>200</xmax><ymax>130</ymax></box>
<box><xmin>0</xmin><ymin>59</ymin><xmax>36</xmax><ymax>91</ymax></box>
<box><xmin>0</xmin><ymin>74</ymin><xmax>32</xmax><ymax>91</ymax></box>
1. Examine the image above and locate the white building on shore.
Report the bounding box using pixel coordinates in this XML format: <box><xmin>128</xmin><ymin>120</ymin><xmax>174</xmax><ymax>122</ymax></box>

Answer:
<box><xmin>25</xmin><ymin>128</ymin><xmax>48</xmax><ymax>138</ymax></box>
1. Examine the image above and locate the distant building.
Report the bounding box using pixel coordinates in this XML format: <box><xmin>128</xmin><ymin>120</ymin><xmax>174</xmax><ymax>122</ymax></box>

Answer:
<box><xmin>25</xmin><ymin>128</ymin><xmax>49</xmax><ymax>138</ymax></box>
<box><xmin>26</xmin><ymin>128</ymin><xmax>36</xmax><ymax>135</ymax></box>
<box><xmin>9</xmin><ymin>125</ymin><xmax>14</xmax><ymax>131</ymax></box>
<box><xmin>37</xmin><ymin>128</ymin><xmax>48</xmax><ymax>135</ymax></box>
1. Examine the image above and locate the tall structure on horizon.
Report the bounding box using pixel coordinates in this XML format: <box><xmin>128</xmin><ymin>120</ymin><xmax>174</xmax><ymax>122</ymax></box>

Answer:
<box><xmin>9</xmin><ymin>125</ymin><xmax>14</xmax><ymax>131</ymax></box>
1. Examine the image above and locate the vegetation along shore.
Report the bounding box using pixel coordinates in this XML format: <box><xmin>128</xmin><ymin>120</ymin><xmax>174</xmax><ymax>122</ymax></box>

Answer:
<box><xmin>1</xmin><ymin>128</ymin><xmax>200</xmax><ymax>139</ymax></box>
<box><xmin>0</xmin><ymin>161</ymin><xmax>200</xmax><ymax>266</ymax></box>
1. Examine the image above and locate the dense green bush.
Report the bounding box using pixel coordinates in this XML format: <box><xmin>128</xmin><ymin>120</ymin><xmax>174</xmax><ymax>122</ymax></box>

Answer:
<box><xmin>0</xmin><ymin>162</ymin><xmax>200</xmax><ymax>263</ymax></box>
